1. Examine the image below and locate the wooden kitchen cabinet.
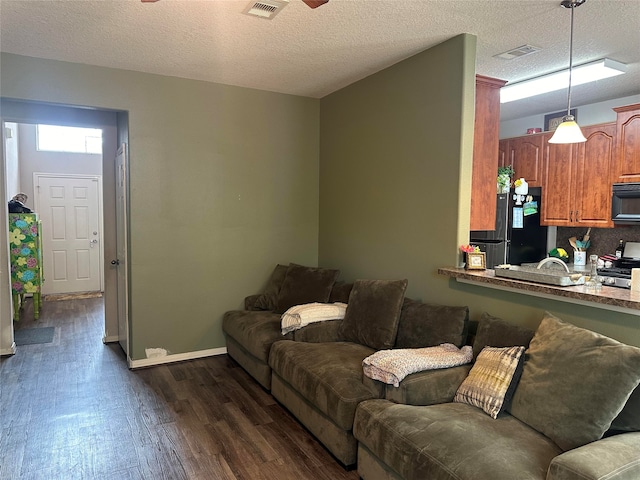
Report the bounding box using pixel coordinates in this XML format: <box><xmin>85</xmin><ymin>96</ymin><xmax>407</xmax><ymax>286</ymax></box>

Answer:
<box><xmin>507</xmin><ymin>134</ymin><xmax>544</xmax><ymax>187</ymax></box>
<box><xmin>613</xmin><ymin>103</ymin><xmax>640</xmax><ymax>183</ymax></box>
<box><xmin>470</xmin><ymin>75</ymin><xmax>507</xmax><ymax>231</ymax></box>
<box><xmin>540</xmin><ymin>123</ymin><xmax>616</xmax><ymax>227</ymax></box>
<box><xmin>498</xmin><ymin>139</ymin><xmax>508</xmax><ymax>169</ymax></box>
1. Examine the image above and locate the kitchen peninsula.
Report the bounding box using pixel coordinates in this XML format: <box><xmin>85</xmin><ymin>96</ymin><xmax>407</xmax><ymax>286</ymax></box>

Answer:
<box><xmin>438</xmin><ymin>267</ymin><xmax>640</xmax><ymax>315</ymax></box>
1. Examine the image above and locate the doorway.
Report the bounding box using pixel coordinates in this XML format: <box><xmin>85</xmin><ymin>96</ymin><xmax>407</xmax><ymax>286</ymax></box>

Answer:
<box><xmin>1</xmin><ymin>100</ymin><xmax>129</xmax><ymax>360</ymax></box>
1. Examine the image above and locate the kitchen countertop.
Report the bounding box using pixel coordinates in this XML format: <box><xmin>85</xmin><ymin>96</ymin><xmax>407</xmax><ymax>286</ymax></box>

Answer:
<box><xmin>438</xmin><ymin>267</ymin><xmax>640</xmax><ymax>314</ymax></box>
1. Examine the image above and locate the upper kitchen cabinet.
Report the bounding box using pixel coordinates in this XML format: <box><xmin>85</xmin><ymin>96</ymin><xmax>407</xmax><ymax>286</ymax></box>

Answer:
<box><xmin>613</xmin><ymin>103</ymin><xmax>640</xmax><ymax>183</ymax></box>
<box><xmin>470</xmin><ymin>75</ymin><xmax>507</xmax><ymax>231</ymax></box>
<box><xmin>540</xmin><ymin>123</ymin><xmax>616</xmax><ymax>227</ymax></box>
<box><xmin>498</xmin><ymin>139</ymin><xmax>508</xmax><ymax>169</ymax></box>
<box><xmin>507</xmin><ymin>134</ymin><xmax>544</xmax><ymax>187</ymax></box>
<box><xmin>540</xmin><ymin>136</ymin><xmax>574</xmax><ymax>225</ymax></box>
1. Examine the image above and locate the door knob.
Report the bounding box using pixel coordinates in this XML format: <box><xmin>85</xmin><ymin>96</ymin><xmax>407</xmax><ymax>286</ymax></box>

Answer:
<box><xmin>111</xmin><ymin>259</ymin><xmax>120</xmax><ymax>265</ymax></box>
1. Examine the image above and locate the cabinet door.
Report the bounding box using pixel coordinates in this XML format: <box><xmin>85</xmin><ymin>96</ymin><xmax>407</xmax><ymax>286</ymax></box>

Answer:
<box><xmin>573</xmin><ymin>123</ymin><xmax>615</xmax><ymax>227</ymax></box>
<box><xmin>470</xmin><ymin>75</ymin><xmax>506</xmax><ymax>231</ymax></box>
<box><xmin>509</xmin><ymin>135</ymin><xmax>543</xmax><ymax>186</ymax></box>
<box><xmin>540</xmin><ymin>135</ymin><xmax>575</xmax><ymax>226</ymax></box>
<box><xmin>498</xmin><ymin>139</ymin><xmax>508</xmax><ymax>169</ymax></box>
<box><xmin>613</xmin><ymin>104</ymin><xmax>640</xmax><ymax>183</ymax></box>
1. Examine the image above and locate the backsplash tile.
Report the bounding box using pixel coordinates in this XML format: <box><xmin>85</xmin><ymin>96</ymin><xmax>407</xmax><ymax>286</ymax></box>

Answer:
<box><xmin>556</xmin><ymin>226</ymin><xmax>640</xmax><ymax>258</ymax></box>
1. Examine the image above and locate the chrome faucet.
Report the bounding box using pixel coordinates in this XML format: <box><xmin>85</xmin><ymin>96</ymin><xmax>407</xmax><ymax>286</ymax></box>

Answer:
<box><xmin>536</xmin><ymin>257</ymin><xmax>570</xmax><ymax>273</ymax></box>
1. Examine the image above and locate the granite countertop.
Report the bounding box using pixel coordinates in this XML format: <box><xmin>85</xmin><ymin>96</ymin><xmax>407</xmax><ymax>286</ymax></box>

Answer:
<box><xmin>438</xmin><ymin>267</ymin><xmax>640</xmax><ymax>313</ymax></box>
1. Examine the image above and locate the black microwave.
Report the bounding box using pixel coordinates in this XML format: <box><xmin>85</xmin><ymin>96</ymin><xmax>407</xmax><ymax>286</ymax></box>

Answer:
<box><xmin>612</xmin><ymin>183</ymin><xmax>640</xmax><ymax>224</ymax></box>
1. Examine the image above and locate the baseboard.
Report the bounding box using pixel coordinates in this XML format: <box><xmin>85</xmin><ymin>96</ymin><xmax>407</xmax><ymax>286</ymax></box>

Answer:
<box><xmin>1</xmin><ymin>342</ymin><xmax>17</xmax><ymax>356</ymax></box>
<box><xmin>102</xmin><ymin>334</ymin><xmax>119</xmax><ymax>343</ymax></box>
<box><xmin>128</xmin><ymin>346</ymin><xmax>227</xmax><ymax>369</ymax></box>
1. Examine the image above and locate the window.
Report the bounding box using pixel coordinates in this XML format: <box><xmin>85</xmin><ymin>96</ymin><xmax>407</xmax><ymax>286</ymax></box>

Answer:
<box><xmin>37</xmin><ymin>124</ymin><xmax>103</xmax><ymax>154</ymax></box>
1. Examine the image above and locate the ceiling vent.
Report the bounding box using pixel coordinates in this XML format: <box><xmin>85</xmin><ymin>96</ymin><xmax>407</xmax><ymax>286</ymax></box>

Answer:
<box><xmin>243</xmin><ymin>0</ymin><xmax>289</xmax><ymax>19</ymax></box>
<box><xmin>494</xmin><ymin>45</ymin><xmax>542</xmax><ymax>60</ymax></box>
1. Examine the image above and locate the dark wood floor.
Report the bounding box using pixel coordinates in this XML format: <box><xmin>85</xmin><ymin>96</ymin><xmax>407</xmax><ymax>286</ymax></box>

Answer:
<box><xmin>1</xmin><ymin>297</ymin><xmax>360</xmax><ymax>480</ymax></box>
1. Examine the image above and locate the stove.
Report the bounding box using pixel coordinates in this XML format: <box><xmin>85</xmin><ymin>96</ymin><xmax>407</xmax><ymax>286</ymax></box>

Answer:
<box><xmin>597</xmin><ymin>266</ymin><xmax>633</xmax><ymax>289</ymax></box>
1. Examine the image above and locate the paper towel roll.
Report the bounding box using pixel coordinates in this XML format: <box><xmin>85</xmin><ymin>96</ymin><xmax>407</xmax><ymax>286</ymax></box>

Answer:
<box><xmin>631</xmin><ymin>268</ymin><xmax>640</xmax><ymax>292</ymax></box>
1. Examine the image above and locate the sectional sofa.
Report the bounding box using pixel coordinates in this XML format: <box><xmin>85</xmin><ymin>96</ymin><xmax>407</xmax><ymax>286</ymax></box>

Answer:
<box><xmin>222</xmin><ymin>263</ymin><xmax>640</xmax><ymax>479</ymax></box>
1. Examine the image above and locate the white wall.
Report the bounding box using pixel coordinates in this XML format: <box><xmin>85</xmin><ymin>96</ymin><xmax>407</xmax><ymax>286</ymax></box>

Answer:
<box><xmin>0</xmin><ymin>124</ymin><xmax>15</xmax><ymax>354</ymax></box>
<box><xmin>500</xmin><ymin>94</ymin><xmax>640</xmax><ymax>139</ymax></box>
<box><xmin>18</xmin><ymin>123</ymin><xmax>102</xmax><ymax>209</ymax></box>
<box><xmin>4</xmin><ymin>123</ymin><xmax>19</xmax><ymax>200</ymax></box>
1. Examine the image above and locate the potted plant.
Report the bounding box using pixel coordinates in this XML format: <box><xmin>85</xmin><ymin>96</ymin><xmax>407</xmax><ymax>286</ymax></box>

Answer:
<box><xmin>497</xmin><ymin>165</ymin><xmax>515</xmax><ymax>193</ymax></box>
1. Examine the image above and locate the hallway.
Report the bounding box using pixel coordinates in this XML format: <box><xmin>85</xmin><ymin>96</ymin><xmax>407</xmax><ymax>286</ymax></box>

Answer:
<box><xmin>0</xmin><ymin>298</ymin><xmax>358</xmax><ymax>480</ymax></box>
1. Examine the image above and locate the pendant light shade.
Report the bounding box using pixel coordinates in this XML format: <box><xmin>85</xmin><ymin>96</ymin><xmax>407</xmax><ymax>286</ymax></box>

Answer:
<box><xmin>548</xmin><ymin>115</ymin><xmax>587</xmax><ymax>143</ymax></box>
<box><xmin>549</xmin><ymin>0</ymin><xmax>587</xmax><ymax>144</ymax></box>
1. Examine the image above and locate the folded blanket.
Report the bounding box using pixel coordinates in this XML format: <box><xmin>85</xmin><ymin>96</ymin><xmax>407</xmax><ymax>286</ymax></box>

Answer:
<box><xmin>363</xmin><ymin>343</ymin><xmax>473</xmax><ymax>387</ymax></box>
<box><xmin>281</xmin><ymin>302</ymin><xmax>347</xmax><ymax>335</ymax></box>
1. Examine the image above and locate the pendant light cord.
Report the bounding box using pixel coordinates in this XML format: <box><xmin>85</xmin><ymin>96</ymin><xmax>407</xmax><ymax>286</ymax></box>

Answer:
<box><xmin>566</xmin><ymin>2</ymin><xmax>575</xmax><ymax>117</ymax></box>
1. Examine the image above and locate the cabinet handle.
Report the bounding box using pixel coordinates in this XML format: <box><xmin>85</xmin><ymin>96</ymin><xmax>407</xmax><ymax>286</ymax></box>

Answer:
<box><xmin>576</xmin><ymin>210</ymin><xmax>579</xmax><ymax>222</ymax></box>
<box><xmin>570</xmin><ymin>211</ymin><xmax>573</xmax><ymax>222</ymax></box>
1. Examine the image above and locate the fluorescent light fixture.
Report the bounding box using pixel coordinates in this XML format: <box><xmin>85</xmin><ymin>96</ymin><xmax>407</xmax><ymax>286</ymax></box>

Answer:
<box><xmin>500</xmin><ymin>58</ymin><xmax>627</xmax><ymax>103</ymax></box>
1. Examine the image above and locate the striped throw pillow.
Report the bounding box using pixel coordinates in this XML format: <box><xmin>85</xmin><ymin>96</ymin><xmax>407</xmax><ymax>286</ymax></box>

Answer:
<box><xmin>453</xmin><ymin>346</ymin><xmax>525</xmax><ymax>418</ymax></box>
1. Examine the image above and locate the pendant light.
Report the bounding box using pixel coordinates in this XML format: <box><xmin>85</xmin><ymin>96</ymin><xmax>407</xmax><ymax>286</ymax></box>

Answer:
<box><xmin>549</xmin><ymin>0</ymin><xmax>587</xmax><ymax>144</ymax></box>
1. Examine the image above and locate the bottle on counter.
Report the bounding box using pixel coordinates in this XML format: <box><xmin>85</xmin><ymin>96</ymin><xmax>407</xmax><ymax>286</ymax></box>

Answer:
<box><xmin>616</xmin><ymin>239</ymin><xmax>625</xmax><ymax>259</ymax></box>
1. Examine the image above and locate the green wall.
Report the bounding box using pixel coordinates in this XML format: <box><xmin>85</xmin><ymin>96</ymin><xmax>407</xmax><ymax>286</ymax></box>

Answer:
<box><xmin>3</xmin><ymin>33</ymin><xmax>639</xmax><ymax>360</ymax></box>
<box><xmin>1</xmin><ymin>53</ymin><xmax>320</xmax><ymax>360</ymax></box>
<box><xmin>318</xmin><ymin>35</ymin><xmax>640</xmax><ymax>347</ymax></box>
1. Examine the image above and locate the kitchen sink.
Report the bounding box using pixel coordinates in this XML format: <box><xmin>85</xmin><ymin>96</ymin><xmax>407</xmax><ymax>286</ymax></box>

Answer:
<box><xmin>494</xmin><ymin>262</ymin><xmax>586</xmax><ymax>287</ymax></box>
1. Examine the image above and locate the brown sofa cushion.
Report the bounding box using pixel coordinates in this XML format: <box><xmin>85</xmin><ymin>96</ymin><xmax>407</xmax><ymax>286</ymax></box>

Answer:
<box><xmin>253</xmin><ymin>263</ymin><xmax>289</xmax><ymax>311</ymax></box>
<box><xmin>472</xmin><ymin>312</ymin><xmax>535</xmax><ymax>360</ymax></box>
<box><xmin>274</xmin><ymin>263</ymin><xmax>340</xmax><ymax>314</ymax></box>
<box><xmin>609</xmin><ymin>385</ymin><xmax>640</xmax><ymax>434</ymax></box>
<box><xmin>338</xmin><ymin>279</ymin><xmax>408</xmax><ymax>350</ymax></box>
<box><xmin>395</xmin><ymin>299</ymin><xmax>469</xmax><ymax>348</ymax></box>
<box><xmin>354</xmin><ymin>400</ymin><xmax>561</xmax><ymax>480</ymax></box>
<box><xmin>269</xmin><ymin>340</ymin><xmax>382</xmax><ymax>430</ymax></box>
<box><xmin>329</xmin><ymin>282</ymin><xmax>354</xmax><ymax>304</ymax></box>
<box><xmin>222</xmin><ymin>310</ymin><xmax>291</xmax><ymax>363</ymax></box>
<box><xmin>509</xmin><ymin>313</ymin><xmax>640</xmax><ymax>451</ymax></box>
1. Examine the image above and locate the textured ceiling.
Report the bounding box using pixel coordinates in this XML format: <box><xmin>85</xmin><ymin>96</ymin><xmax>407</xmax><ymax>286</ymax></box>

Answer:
<box><xmin>1</xmin><ymin>0</ymin><xmax>639</xmax><ymax>121</ymax></box>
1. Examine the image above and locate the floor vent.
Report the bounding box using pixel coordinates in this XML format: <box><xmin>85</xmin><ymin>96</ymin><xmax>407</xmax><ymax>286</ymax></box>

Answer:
<box><xmin>494</xmin><ymin>45</ymin><xmax>542</xmax><ymax>60</ymax></box>
<box><xmin>243</xmin><ymin>0</ymin><xmax>289</xmax><ymax>19</ymax></box>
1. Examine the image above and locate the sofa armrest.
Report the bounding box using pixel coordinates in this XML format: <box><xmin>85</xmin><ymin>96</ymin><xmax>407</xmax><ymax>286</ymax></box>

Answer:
<box><xmin>384</xmin><ymin>364</ymin><xmax>472</xmax><ymax>406</ymax></box>
<box><xmin>244</xmin><ymin>294</ymin><xmax>263</xmax><ymax>311</ymax></box>
<box><xmin>548</xmin><ymin>432</ymin><xmax>640</xmax><ymax>480</ymax></box>
<box><xmin>292</xmin><ymin>320</ymin><xmax>345</xmax><ymax>343</ymax></box>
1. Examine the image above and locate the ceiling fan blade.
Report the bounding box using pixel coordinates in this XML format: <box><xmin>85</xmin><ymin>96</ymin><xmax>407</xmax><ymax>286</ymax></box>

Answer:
<box><xmin>302</xmin><ymin>0</ymin><xmax>329</xmax><ymax>8</ymax></box>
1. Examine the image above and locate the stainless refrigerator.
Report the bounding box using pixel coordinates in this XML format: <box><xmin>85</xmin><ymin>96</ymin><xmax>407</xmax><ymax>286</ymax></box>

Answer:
<box><xmin>470</xmin><ymin>187</ymin><xmax>548</xmax><ymax>268</ymax></box>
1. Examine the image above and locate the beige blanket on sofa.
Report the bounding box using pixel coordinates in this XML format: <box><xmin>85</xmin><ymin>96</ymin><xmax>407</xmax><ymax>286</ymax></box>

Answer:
<box><xmin>363</xmin><ymin>344</ymin><xmax>473</xmax><ymax>387</ymax></box>
<box><xmin>281</xmin><ymin>302</ymin><xmax>348</xmax><ymax>335</ymax></box>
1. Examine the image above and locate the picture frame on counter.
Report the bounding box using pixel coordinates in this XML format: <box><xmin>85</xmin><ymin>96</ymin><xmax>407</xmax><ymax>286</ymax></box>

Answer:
<box><xmin>544</xmin><ymin>109</ymin><xmax>577</xmax><ymax>132</ymax></box>
<box><xmin>466</xmin><ymin>252</ymin><xmax>486</xmax><ymax>270</ymax></box>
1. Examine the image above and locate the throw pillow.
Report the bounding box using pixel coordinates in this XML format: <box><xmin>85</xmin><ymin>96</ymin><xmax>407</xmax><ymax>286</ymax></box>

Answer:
<box><xmin>395</xmin><ymin>299</ymin><xmax>469</xmax><ymax>348</ymax></box>
<box><xmin>454</xmin><ymin>346</ymin><xmax>525</xmax><ymax>419</ymax></box>
<box><xmin>472</xmin><ymin>312</ymin><xmax>535</xmax><ymax>360</ymax></box>
<box><xmin>338</xmin><ymin>279</ymin><xmax>408</xmax><ymax>350</ymax></box>
<box><xmin>253</xmin><ymin>264</ymin><xmax>289</xmax><ymax>311</ymax></box>
<box><xmin>509</xmin><ymin>313</ymin><xmax>640</xmax><ymax>451</ymax></box>
<box><xmin>274</xmin><ymin>263</ymin><xmax>340</xmax><ymax>314</ymax></box>
<box><xmin>608</xmin><ymin>385</ymin><xmax>640</xmax><ymax>434</ymax></box>
<box><xmin>328</xmin><ymin>282</ymin><xmax>354</xmax><ymax>304</ymax></box>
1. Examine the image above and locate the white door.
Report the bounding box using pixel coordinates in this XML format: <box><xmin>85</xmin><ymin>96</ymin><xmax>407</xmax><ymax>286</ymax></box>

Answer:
<box><xmin>115</xmin><ymin>145</ymin><xmax>129</xmax><ymax>355</ymax></box>
<box><xmin>35</xmin><ymin>174</ymin><xmax>103</xmax><ymax>295</ymax></box>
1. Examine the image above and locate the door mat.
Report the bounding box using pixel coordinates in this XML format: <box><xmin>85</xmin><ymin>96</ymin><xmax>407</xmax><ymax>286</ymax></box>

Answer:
<box><xmin>14</xmin><ymin>327</ymin><xmax>55</xmax><ymax>346</ymax></box>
